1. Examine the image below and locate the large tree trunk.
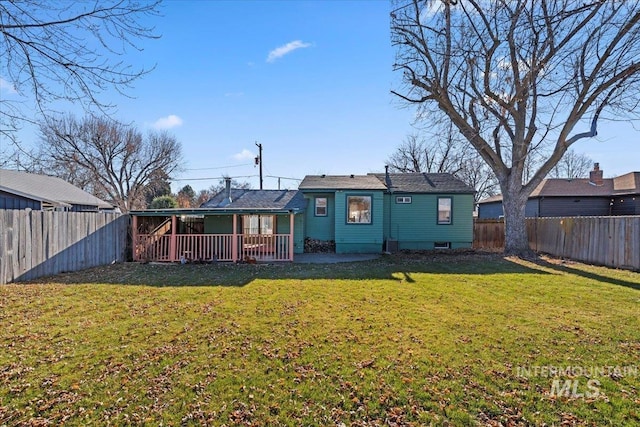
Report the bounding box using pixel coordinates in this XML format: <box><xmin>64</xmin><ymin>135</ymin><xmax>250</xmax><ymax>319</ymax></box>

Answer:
<box><xmin>502</xmin><ymin>190</ymin><xmax>533</xmax><ymax>256</ymax></box>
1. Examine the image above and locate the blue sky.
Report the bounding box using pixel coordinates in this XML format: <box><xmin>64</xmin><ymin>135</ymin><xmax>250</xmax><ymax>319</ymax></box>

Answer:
<box><xmin>118</xmin><ymin>0</ymin><xmax>416</xmax><ymax>192</ymax></box>
<box><xmin>3</xmin><ymin>0</ymin><xmax>638</xmax><ymax>192</ymax></box>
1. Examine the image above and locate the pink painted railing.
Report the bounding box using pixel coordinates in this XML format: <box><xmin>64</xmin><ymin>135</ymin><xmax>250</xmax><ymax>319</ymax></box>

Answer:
<box><xmin>238</xmin><ymin>234</ymin><xmax>291</xmax><ymax>261</ymax></box>
<box><xmin>134</xmin><ymin>233</ymin><xmax>291</xmax><ymax>262</ymax></box>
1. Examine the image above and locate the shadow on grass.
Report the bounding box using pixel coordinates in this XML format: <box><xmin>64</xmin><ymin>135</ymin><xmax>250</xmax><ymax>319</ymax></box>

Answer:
<box><xmin>530</xmin><ymin>257</ymin><xmax>640</xmax><ymax>291</ymax></box>
<box><xmin>23</xmin><ymin>252</ymin><xmax>559</xmax><ymax>287</ymax></box>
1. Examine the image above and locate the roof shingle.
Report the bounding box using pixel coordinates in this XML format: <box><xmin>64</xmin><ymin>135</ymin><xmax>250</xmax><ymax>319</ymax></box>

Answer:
<box><xmin>201</xmin><ymin>189</ymin><xmax>307</xmax><ymax>211</ymax></box>
<box><xmin>299</xmin><ymin>175</ymin><xmax>387</xmax><ymax>190</ymax></box>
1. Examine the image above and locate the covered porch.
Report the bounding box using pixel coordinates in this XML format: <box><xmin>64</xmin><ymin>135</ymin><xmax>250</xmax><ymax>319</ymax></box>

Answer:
<box><xmin>131</xmin><ymin>209</ymin><xmax>302</xmax><ymax>263</ymax></box>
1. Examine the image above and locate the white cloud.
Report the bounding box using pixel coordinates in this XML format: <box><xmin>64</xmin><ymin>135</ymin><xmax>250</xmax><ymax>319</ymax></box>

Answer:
<box><xmin>233</xmin><ymin>149</ymin><xmax>255</xmax><ymax>161</ymax></box>
<box><xmin>152</xmin><ymin>114</ymin><xmax>183</xmax><ymax>129</ymax></box>
<box><xmin>0</xmin><ymin>77</ymin><xmax>17</xmax><ymax>94</ymax></box>
<box><xmin>267</xmin><ymin>40</ymin><xmax>311</xmax><ymax>63</ymax></box>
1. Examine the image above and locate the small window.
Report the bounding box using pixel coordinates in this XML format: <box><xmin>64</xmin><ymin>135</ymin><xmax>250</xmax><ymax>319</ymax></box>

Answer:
<box><xmin>315</xmin><ymin>197</ymin><xmax>327</xmax><ymax>216</ymax></box>
<box><xmin>438</xmin><ymin>197</ymin><xmax>452</xmax><ymax>224</ymax></box>
<box><xmin>434</xmin><ymin>242</ymin><xmax>451</xmax><ymax>249</ymax></box>
<box><xmin>396</xmin><ymin>196</ymin><xmax>412</xmax><ymax>204</ymax></box>
<box><xmin>347</xmin><ymin>195</ymin><xmax>372</xmax><ymax>224</ymax></box>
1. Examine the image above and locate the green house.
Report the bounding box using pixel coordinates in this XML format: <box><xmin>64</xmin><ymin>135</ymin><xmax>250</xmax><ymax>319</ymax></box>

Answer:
<box><xmin>298</xmin><ymin>171</ymin><xmax>475</xmax><ymax>253</ymax></box>
<box><xmin>130</xmin><ymin>172</ymin><xmax>474</xmax><ymax>262</ymax></box>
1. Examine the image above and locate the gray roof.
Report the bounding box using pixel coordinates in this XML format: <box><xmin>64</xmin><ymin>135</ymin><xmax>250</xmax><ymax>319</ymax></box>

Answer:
<box><xmin>298</xmin><ymin>172</ymin><xmax>474</xmax><ymax>194</ymax></box>
<box><xmin>371</xmin><ymin>173</ymin><xmax>475</xmax><ymax>194</ymax></box>
<box><xmin>298</xmin><ymin>175</ymin><xmax>388</xmax><ymax>191</ymax></box>
<box><xmin>0</xmin><ymin>169</ymin><xmax>113</xmax><ymax>209</ymax></box>
<box><xmin>201</xmin><ymin>189</ymin><xmax>307</xmax><ymax>212</ymax></box>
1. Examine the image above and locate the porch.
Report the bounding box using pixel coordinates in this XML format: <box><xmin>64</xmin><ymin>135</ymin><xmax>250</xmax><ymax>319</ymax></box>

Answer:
<box><xmin>131</xmin><ymin>212</ymin><xmax>297</xmax><ymax>263</ymax></box>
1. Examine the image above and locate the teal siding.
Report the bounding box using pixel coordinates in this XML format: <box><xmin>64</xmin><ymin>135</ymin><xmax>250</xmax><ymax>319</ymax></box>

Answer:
<box><xmin>385</xmin><ymin>193</ymin><xmax>473</xmax><ymax>249</ymax></box>
<box><xmin>275</xmin><ymin>215</ymin><xmax>290</xmax><ymax>233</ymax></box>
<box><xmin>304</xmin><ymin>193</ymin><xmax>335</xmax><ymax>241</ymax></box>
<box><xmin>294</xmin><ymin>214</ymin><xmax>305</xmax><ymax>254</ymax></box>
<box><xmin>204</xmin><ymin>215</ymin><xmax>233</xmax><ymax>233</ymax></box>
<box><xmin>334</xmin><ymin>191</ymin><xmax>384</xmax><ymax>253</ymax></box>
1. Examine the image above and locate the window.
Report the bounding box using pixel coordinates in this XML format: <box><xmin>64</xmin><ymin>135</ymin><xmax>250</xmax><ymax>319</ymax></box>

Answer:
<box><xmin>434</xmin><ymin>242</ymin><xmax>451</xmax><ymax>249</ymax></box>
<box><xmin>243</xmin><ymin>215</ymin><xmax>274</xmax><ymax>234</ymax></box>
<box><xmin>396</xmin><ymin>196</ymin><xmax>412</xmax><ymax>204</ymax></box>
<box><xmin>347</xmin><ymin>195</ymin><xmax>372</xmax><ymax>224</ymax></box>
<box><xmin>315</xmin><ymin>197</ymin><xmax>327</xmax><ymax>216</ymax></box>
<box><xmin>438</xmin><ymin>197</ymin><xmax>452</xmax><ymax>224</ymax></box>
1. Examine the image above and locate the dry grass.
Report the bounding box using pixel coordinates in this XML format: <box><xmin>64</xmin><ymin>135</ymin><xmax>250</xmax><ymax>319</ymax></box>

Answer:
<box><xmin>1</xmin><ymin>253</ymin><xmax>639</xmax><ymax>425</ymax></box>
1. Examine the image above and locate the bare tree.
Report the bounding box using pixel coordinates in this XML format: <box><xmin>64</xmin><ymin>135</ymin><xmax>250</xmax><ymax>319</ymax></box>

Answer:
<box><xmin>39</xmin><ymin>116</ymin><xmax>182</xmax><ymax>212</ymax></box>
<box><xmin>0</xmin><ymin>0</ymin><xmax>160</xmax><ymax>148</ymax></box>
<box><xmin>392</xmin><ymin>0</ymin><xmax>640</xmax><ymax>255</ymax></box>
<box><xmin>387</xmin><ymin>130</ymin><xmax>499</xmax><ymax>202</ymax></box>
<box><xmin>549</xmin><ymin>149</ymin><xmax>594</xmax><ymax>179</ymax></box>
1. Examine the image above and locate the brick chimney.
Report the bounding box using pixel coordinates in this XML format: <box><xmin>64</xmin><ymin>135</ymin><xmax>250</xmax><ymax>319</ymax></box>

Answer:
<box><xmin>589</xmin><ymin>163</ymin><xmax>604</xmax><ymax>186</ymax></box>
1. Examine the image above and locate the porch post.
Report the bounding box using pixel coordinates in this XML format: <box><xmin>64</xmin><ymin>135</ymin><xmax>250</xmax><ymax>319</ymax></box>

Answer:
<box><xmin>232</xmin><ymin>214</ymin><xmax>238</xmax><ymax>262</ymax></box>
<box><xmin>289</xmin><ymin>212</ymin><xmax>295</xmax><ymax>261</ymax></box>
<box><xmin>131</xmin><ymin>214</ymin><xmax>138</xmax><ymax>261</ymax></box>
<box><xmin>170</xmin><ymin>215</ymin><xmax>177</xmax><ymax>261</ymax></box>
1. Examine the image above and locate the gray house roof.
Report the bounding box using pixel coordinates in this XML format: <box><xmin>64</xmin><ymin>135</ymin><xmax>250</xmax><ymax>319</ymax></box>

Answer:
<box><xmin>370</xmin><ymin>172</ymin><xmax>475</xmax><ymax>194</ymax></box>
<box><xmin>299</xmin><ymin>175</ymin><xmax>388</xmax><ymax>191</ymax></box>
<box><xmin>201</xmin><ymin>189</ymin><xmax>307</xmax><ymax>212</ymax></box>
<box><xmin>0</xmin><ymin>169</ymin><xmax>113</xmax><ymax>209</ymax></box>
<box><xmin>299</xmin><ymin>172</ymin><xmax>474</xmax><ymax>194</ymax></box>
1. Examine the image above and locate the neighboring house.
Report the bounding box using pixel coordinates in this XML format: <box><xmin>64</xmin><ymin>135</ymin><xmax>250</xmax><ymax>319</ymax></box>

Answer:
<box><xmin>477</xmin><ymin>164</ymin><xmax>640</xmax><ymax>219</ymax></box>
<box><xmin>129</xmin><ymin>170</ymin><xmax>475</xmax><ymax>262</ymax></box>
<box><xmin>0</xmin><ymin>169</ymin><xmax>114</xmax><ymax>211</ymax></box>
<box><xmin>299</xmin><ymin>171</ymin><xmax>475</xmax><ymax>253</ymax></box>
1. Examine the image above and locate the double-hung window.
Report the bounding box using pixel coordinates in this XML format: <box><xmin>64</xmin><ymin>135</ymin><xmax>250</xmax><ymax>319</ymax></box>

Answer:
<box><xmin>315</xmin><ymin>197</ymin><xmax>327</xmax><ymax>216</ymax></box>
<box><xmin>438</xmin><ymin>198</ymin><xmax>452</xmax><ymax>224</ymax></box>
<box><xmin>243</xmin><ymin>215</ymin><xmax>274</xmax><ymax>234</ymax></box>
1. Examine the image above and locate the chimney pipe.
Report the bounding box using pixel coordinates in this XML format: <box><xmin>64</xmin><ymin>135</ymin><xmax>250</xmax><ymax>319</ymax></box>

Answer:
<box><xmin>220</xmin><ymin>177</ymin><xmax>232</xmax><ymax>207</ymax></box>
<box><xmin>384</xmin><ymin>165</ymin><xmax>393</xmax><ymax>191</ymax></box>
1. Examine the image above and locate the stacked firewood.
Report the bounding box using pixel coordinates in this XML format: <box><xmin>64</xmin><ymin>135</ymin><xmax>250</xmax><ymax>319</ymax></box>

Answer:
<box><xmin>304</xmin><ymin>238</ymin><xmax>336</xmax><ymax>253</ymax></box>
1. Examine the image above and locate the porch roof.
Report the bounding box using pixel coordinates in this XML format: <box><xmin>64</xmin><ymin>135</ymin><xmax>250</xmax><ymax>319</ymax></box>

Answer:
<box><xmin>130</xmin><ymin>207</ymin><xmax>305</xmax><ymax>217</ymax></box>
<box><xmin>132</xmin><ymin>190</ymin><xmax>307</xmax><ymax>217</ymax></box>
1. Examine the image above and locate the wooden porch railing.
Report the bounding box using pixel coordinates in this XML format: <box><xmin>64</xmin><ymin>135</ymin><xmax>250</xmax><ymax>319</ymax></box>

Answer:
<box><xmin>133</xmin><ymin>233</ymin><xmax>292</xmax><ymax>262</ymax></box>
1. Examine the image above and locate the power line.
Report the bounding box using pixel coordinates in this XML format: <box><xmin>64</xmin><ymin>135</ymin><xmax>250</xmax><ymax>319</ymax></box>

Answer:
<box><xmin>265</xmin><ymin>175</ymin><xmax>302</xmax><ymax>181</ymax></box>
<box><xmin>173</xmin><ymin>175</ymin><xmax>258</xmax><ymax>182</ymax></box>
<box><xmin>185</xmin><ymin>163</ymin><xmax>251</xmax><ymax>171</ymax></box>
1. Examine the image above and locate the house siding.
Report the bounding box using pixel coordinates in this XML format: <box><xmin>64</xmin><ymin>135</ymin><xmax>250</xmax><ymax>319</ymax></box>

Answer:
<box><xmin>204</xmin><ymin>215</ymin><xmax>234</xmax><ymax>234</ymax></box>
<box><xmin>478</xmin><ymin>199</ymin><xmax>539</xmax><ymax>219</ymax></box>
<box><xmin>294</xmin><ymin>214</ymin><xmax>305</xmax><ymax>254</ymax></box>
<box><xmin>539</xmin><ymin>197</ymin><xmax>611</xmax><ymax>217</ymax></box>
<box><xmin>303</xmin><ymin>193</ymin><xmax>335</xmax><ymax>241</ymax></box>
<box><xmin>611</xmin><ymin>196</ymin><xmax>640</xmax><ymax>215</ymax></box>
<box><xmin>386</xmin><ymin>193</ymin><xmax>473</xmax><ymax>249</ymax></box>
<box><xmin>0</xmin><ymin>191</ymin><xmax>41</xmax><ymax>210</ymax></box>
<box><xmin>334</xmin><ymin>191</ymin><xmax>384</xmax><ymax>253</ymax></box>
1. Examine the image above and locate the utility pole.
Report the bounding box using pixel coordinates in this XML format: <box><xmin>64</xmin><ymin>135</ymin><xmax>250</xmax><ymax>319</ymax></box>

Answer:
<box><xmin>255</xmin><ymin>142</ymin><xmax>263</xmax><ymax>190</ymax></box>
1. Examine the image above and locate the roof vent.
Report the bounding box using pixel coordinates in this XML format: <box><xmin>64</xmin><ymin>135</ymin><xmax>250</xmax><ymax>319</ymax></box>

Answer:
<box><xmin>321</xmin><ymin>174</ymin><xmax>326</xmax><ymax>178</ymax></box>
<box><xmin>350</xmin><ymin>174</ymin><xmax>354</xmax><ymax>178</ymax></box>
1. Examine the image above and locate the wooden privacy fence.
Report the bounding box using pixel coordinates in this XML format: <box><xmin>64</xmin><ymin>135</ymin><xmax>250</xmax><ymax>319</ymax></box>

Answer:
<box><xmin>474</xmin><ymin>216</ymin><xmax>640</xmax><ymax>271</ymax></box>
<box><xmin>0</xmin><ymin>210</ymin><xmax>129</xmax><ymax>284</ymax></box>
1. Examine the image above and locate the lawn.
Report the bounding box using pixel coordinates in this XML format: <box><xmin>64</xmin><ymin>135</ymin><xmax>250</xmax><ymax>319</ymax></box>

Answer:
<box><xmin>1</xmin><ymin>253</ymin><xmax>639</xmax><ymax>426</ymax></box>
